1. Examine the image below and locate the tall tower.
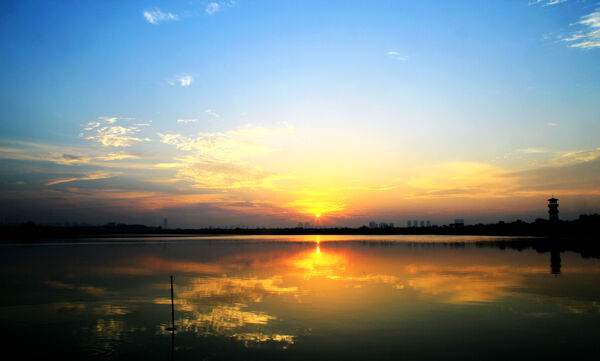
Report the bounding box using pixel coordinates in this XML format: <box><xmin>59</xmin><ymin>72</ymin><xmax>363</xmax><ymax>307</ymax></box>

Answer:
<box><xmin>548</xmin><ymin>197</ymin><xmax>559</xmax><ymax>222</ymax></box>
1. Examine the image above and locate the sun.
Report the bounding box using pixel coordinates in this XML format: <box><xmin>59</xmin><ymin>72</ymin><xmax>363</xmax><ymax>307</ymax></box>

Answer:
<box><xmin>315</xmin><ymin>214</ymin><xmax>321</xmax><ymax>218</ymax></box>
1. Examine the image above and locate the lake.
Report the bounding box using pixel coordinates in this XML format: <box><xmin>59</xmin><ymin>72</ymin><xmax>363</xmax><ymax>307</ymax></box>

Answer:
<box><xmin>1</xmin><ymin>235</ymin><xmax>599</xmax><ymax>360</ymax></box>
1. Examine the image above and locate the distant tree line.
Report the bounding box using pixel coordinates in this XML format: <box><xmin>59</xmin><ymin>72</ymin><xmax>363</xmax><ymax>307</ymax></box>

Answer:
<box><xmin>1</xmin><ymin>214</ymin><xmax>599</xmax><ymax>242</ymax></box>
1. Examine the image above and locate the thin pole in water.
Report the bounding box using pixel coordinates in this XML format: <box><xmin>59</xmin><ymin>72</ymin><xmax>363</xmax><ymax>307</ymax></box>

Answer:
<box><xmin>167</xmin><ymin>275</ymin><xmax>177</xmax><ymax>331</ymax></box>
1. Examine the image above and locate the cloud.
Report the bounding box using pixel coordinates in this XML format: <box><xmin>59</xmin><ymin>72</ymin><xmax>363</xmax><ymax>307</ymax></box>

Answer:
<box><xmin>563</xmin><ymin>8</ymin><xmax>600</xmax><ymax>49</ymax></box>
<box><xmin>286</xmin><ymin>199</ymin><xmax>347</xmax><ymax>215</ymax></box>
<box><xmin>549</xmin><ymin>147</ymin><xmax>600</xmax><ymax>166</ymax></box>
<box><xmin>205</xmin><ymin>1</ymin><xmax>236</xmax><ymax>15</ymax></box>
<box><xmin>386</xmin><ymin>51</ymin><xmax>409</xmax><ymax>61</ymax></box>
<box><xmin>0</xmin><ymin>141</ymin><xmax>92</xmax><ymax>165</ymax></box>
<box><xmin>168</xmin><ymin>74</ymin><xmax>193</xmax><ymax>87</ymax></box>
<box><xmin>45</xmin><ymin>171</ymin><xmax>118</xmax><ymax>186</ymax></box>
<box><xmin>81</xmin><ymin>117</ymin><xmax>151</xmax><ymax>147</ymax></box>
<box><xmin>505</xmin><ymin>157</ymin><xmax>600</xmax><ymax>194</ymax></box>
<box><xmin>143</xmin><ymin>9</ymin><xmax>179</xmax><ymax>24</ymax></box>
<box><xmin>404</xmin><ymin>146</ymin><xmax>600</xmax><ymax>201</ymax></box>
<box><xmin>158</xmin><ymin>123</ymin><xmax>294</xmax><ymax>160</ymax></box>
<box><xmin>547</xmin><ymin>122</ymin><xmax>558</xmax><ymax>127</ymax></box>
<box><xmin>177</xmin><ymin>119</ymin><xmax>199</xmax><ymax>124</ymax></box>
<box><xmin>100</xmin><ymin>116</ymin><xmax>118</xmax><ymax>124</ymax></box>
<box><xmin>404</xmin><ymin>162</ymin><xmax>514</xmax><ymax>199</ymax></box>
<box><xmin>95</xmin><ymin>152</ymin><xmax>141</xmax><ymax>161</ymax></box>
<box><xmin>157</xmin><ymin>123</ymin><xmax>294</xmax><ymax>189</ymax></box>
<box><xmin>206</xmin><ymin>2</ymin><xmax>221</xmax><ymax>15</ymax></box>
<box><xmin>205</xmin><ymin>109</ymin><xmax>221</xmax><ymax>119</ymax></box>
<box><xmin>174</xmin><ymin>159</ymin><xmax>284</xmax><ymax>189</ymax></box>
<box><xmin>45</xmin><ymin>281</ymin><xmax>108</xmax><ymax>296</ymax></box>
<box><xmin>516</xmin><ymin>147</ymin><xmax>552</xmax><ymax>154</ymax></box>
<box><xmin>528</xmin><ymin>0</ymin><xmax>567</xmax><ymax>6</ymax></box>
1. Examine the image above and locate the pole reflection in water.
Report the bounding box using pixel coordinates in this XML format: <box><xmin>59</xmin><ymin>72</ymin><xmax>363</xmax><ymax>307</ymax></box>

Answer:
<box><xmin>0</xmin><ymin>235</ymin><xmax>599</xmax><ymax>361</ymax></box>
<box><xmin>168</xmin><ymin>275</ymin><xmax>176</xmax><ymax>361</ymax></box>
<box><xmin>171</xmin><ymin>329</ymin><xmax>175</xmax><ymax>361</ymax></box>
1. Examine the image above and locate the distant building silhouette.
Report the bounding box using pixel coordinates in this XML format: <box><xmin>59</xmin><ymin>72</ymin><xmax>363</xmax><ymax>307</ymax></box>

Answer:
<box><xmin>548</xmin><ymin>197</ymin><xmax>559</xmax><ymax>222</ymax></box>
<box><xmin>426</xmin><ymin>220</ymin><xmax>431</xmax><ymax>227</ymax></box>
<box><xmin>407</xmin><ymin>220</ymin><xmax>412</xmax><ymax>228</ymax></box>
<box><xmin>454</xmin><ymin>219</ymin><xmax>465</xmax><ymax>227</ymax></box>
<box><xmin>369</xmin><ymin>221</ymin><xmax>377</xmax><ymax>229</ymax></box>
<box><xmin>420</xmin><ymin>220</ymin><xmax>424</xmax><ymax>228</ymax></box>
<box><xmin>163</xmin><ymin>218</ymin><xmax>168</xmax><ymax>230</ymax></box>
<box><xmin>413</xmin><ymin>220</ymin><xmax>418</xmax><ymax>228</ymax></box>
<box><xmin>297</xmin><ymin>222</ymin><xmax>304</xmax><ymax>228</ymax></box>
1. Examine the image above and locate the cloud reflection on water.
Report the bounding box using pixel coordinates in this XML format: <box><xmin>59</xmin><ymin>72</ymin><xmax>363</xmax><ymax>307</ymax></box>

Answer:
<box><xmin>3</xmin><ymin>237</ymin><xmax>600</xmax><ymax>358</ymax></box>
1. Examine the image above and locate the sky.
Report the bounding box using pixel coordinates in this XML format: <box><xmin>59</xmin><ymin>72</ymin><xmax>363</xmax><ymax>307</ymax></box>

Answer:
<box><xmin>0</xmin><ymin>0</ymin><xmax>599</xmax><ymax>228</ymax></box>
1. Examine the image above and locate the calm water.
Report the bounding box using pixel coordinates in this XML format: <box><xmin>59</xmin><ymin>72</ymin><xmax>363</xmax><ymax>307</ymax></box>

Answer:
<box><xmin>1</xmin><ymin>235</ymin><xmax>599</xmax><ymax>360</ymax></box>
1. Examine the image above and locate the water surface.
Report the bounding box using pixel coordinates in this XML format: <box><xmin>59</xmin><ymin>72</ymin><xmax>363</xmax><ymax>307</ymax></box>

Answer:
<box><xmin>1</xmin><ymin>235</ymin><xmax>598</xmax><ymax>360</ymax></box>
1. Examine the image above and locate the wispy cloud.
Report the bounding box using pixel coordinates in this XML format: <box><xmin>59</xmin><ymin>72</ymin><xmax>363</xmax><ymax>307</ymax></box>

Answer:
<box><xmin>168</xmin><ymin>74</ymin><xmax>193</xmax><ymax>87</ymax></box>
<box><xmin>0</xmin><ymin>140</ymin><xmax>92</xmax><ymax>165</ymax></box>
<box><xmin>95</xmin><ymin>152</ymin><xmax>141</xmax><ymax>161</ymax></box>
<box><xmin>157</xmin><ymin>123</ymin><xmax>294</xmax><ymax>189</ymax></box>
<box><xmin>386</xmin><ymin>51</ymin><xmax>409</xmax><ymax>61</ymax></box>
<box><xmin>205</xmin><ymin>109</ymin><xmax>221</xmax><ymax>119</ymax></box>
<box><xmin>156</xmin><ymin>123</ymin><xmax>295</xmax><ymax>160</ymax></box>
<box><xmin>547</xmin><ymin>122</ymin><xmax>558</xmax><ymax>127</ymax></box>
<box><xmin>177</xmin><ymin>119</ymin><xmax>199</xmax><ymax>124</ymax></box>
<box><xmin>528</xmin><ymin>0</ymin><xmax>567</xmax><ymax>7</ymax></box>
<box><xmin>81</xmin><ymin>117</ymin><xmax>151</xmax><ymax>147</ymax></box>
<box><xmin>206</xmin><ymin>2</ymin><xmax>222</xmax><ymax>15</ymax></box>
<box><xmin>562</xmin><ymin>8</ymin><xmax>600</xmax><ymax>49</ymax></box>
<box><xmin>172</xmin><ymin>158</ymin><xmax>285</xmax><ymax>189</ymax></box>
<box><xmin>516</xmin><ymin>147</ymin><xmax>552</xmax><ymax>154</ymax></box>
<box><xmin>206</xmin><ymin>1</ymin><xmax>236</xmax><ymax>15</ymax></box>
<box><xmin>550</xmin><ymin>147</ymin><xmax>600</xmax><ymax>166</ymax></box>
<box><xmin>143</xmin><ymin>9</ymin><xmax>179</xmax><ymax>24</ymax></box>
<box><xmin>45</xmin><ymin>171</ymin><xmax>118</xmax><ymax>186</ymax></box>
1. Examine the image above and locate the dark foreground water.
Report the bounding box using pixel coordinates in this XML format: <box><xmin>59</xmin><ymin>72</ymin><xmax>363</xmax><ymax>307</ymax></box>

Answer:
<box><xmin>1</xmin><ymin>235</ymin><xmax>599</xmax><ymax>360</ymax></box>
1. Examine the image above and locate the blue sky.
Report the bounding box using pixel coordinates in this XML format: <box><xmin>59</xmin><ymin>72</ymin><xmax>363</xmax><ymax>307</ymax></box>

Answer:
<box><xmin>0</xmin><ymin>0</ymin><xmax>599</xmax><ymax>227</ymax></box>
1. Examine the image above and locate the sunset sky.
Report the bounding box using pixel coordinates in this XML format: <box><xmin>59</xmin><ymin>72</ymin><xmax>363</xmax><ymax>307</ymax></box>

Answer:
<box><xmin>0</xmin><ymin>0</ymin><xmax>599</xmax><ymax>227</ymax></box>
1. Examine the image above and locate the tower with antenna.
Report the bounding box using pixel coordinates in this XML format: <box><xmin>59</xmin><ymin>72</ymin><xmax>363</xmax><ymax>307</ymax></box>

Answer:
<box><xmin>548</xmin><ymin>196</ymin><xmax>559</xmax><ymax>222</ymax></box>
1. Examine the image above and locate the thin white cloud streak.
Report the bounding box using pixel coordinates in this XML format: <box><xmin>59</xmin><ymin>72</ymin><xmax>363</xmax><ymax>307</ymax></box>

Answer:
<box><xmin>516</xmin><ymin>148</ymin><xmax>552</xmax><ymax>154</ymax></box>
<box><xmin>177</xmin><ymin>119</ymin><xmax>199</xmax><ymax>124</ymax></box>
<box><xmin>563</xmin><ymin>8</ymin><xmax>600</xmax><ymax>49</ymax></box>
<box><xmin>143</xmin><ymin>9</ymin><xmax>179</xmax><ymax>24</ymax></box>
<box><xmin>45</xmin><ymin>171</ymin><xmax>118</xmax><ymax>186</ymax></box>
<box><xmin>95</xmin><ymin>153</ymin><xmax>141</xmax><ymax>161</ymax></box>
<box><xmin>528</xmin><ymin>0</ymin><xmax>567</xmax><ymax>6</ymax></box>
<box><xmin>386</xmin><ymin>51</ymin><xmax>409</xmax><ymax>61</ymax></box>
